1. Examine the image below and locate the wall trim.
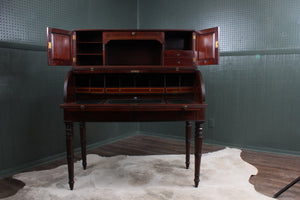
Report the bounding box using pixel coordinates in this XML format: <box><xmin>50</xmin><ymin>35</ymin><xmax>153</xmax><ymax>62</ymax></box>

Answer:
<box><xmin>138</xmin><ymin>131</ymin><xmax>300</xmax><ymax>157</ymax></box>
<box><xmin>0</xmin><ymin>131</ymin><xmax>137</xmax><ymax>178</ymax></box>
<box><xmin>0</xmin><ymin>41</ymin><xmax>46</xmax><ymax>51</ymax></box>
<box><xmin>204</xmin><ymin>139</ymin><xmax>300</xmax><ymax>157</ymax></box>
<box><xmin>221</xmin><ymin>48</ymin><xmax>300</xmax><ymax>56</ymax></box>
<box><xmin>1</xmin><ymin>130</ymin><xmax>298</xmax><ymax>178</ymax></box>
<box><xmin>137</xmin><ymin>130</ymin><xmax>187</xmax><ymax>141</ymax></box>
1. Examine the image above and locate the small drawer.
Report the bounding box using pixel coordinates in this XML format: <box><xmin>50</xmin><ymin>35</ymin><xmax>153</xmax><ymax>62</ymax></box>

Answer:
<box><xmin>103</xmin><ymin>32</ymin><xmax>164</xmax><ymax>44</ymax></box>
<box><xmin>75</xmin><ymin>87</ymin><xmax>104</xmax><ymax>94</ymax></box>
<box><xmin>164</xmin><ymin>57</ymin><xmax>194</xmax><ymax>66</ymax></box>
<box><xmin>166</xmin><ymin>87</ymin><xmax>194</xmax><ymax>94</ymax></box>
<box><xmin>106</xmin><ymin>88</ymin><xmax>165</xmax><ymax>94</ymax></box>
<box><xmin>164</xmin><ymin>50</ymin><xmax>193</xmax><ymax>58</ymax></box>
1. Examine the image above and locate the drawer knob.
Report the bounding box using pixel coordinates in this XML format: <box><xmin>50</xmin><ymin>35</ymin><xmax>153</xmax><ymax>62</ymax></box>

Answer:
<box><xmin>131</xmin><ymin>32</ymin><xmax>136</xmax><ymax>36</ymax></box>
<box><xmin>177</xmin><ymin>53</ymin><xmax>181</xmax><ymax>56</ymax></box>
<box><xmin>177</xmin><ymin>61</ymin><xmax>181</xmax><ymax>64</ymax></box>
<box><xmin>80</xmin><ymin>105</ymin><xmax>86</xmax><ymax>110</ymax></box>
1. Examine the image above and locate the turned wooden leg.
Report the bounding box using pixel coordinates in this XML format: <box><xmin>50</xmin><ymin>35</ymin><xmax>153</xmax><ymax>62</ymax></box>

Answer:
<box><xmin>65</xmin><ymin>121</ymin><xmax>74</xmax><ymax>190</ymax></box>
<box><xmin>185</xmin><ymin>121</ymin><xmax>192</xmax><ymax>169</ymax></box>
<box><xmin>194</xmin><ymin>121</ymin><xmax>203</xmax><ymax>187</ymax></box>
<box><xmin>80</xmin><ymin>122</ymin><xmax>87</xmax><ymax>170</ymax></box>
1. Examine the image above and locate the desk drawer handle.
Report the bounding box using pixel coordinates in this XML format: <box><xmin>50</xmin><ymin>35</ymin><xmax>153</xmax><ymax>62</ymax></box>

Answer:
<box><xmin>80</xmin><ymin>105</ymin><xmax>86</xmax><ymax>110</ymax></box>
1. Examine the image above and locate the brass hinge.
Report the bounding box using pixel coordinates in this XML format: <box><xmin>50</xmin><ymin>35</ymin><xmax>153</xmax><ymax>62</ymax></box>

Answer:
<box><xmin>216</xmin><ymin>41</ymin><xmax>219</xmax><ymax>48</ymax></box>
<box><xmin>193</xmin><ymin>57</ymin><xmax>196</xmax><ymax>62</ymax></box>
<box><xmin>48</xmin><ymin>42</ymin><xmax>52</xmax><ymax>49</ymax></box>
<box><xmin>73</xmin><ymin>34</ymin><xmax>76</xmax><ymax>40</ymax></box>
<box><xmin>73</xmin><ymin>57</ymin><xmax>76</xmax><ymax>63</ymax></box>
<box><xmin>193</xmin><ymin>35</ymin><xmax>196</xmax><ymax>40</ymax></box>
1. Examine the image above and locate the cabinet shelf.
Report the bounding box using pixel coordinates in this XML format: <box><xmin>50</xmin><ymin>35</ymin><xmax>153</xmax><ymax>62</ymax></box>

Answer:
<box><xmin>76</xmin><ymin>31</ymin><xmax>103</xmax><ymax>43</ymax></box>
<box><xmin>76</xmin><ymin>55</ymin><xmax>103</xmax><ymax>66</ymax></box>
<box><xmin>165</xmin><ymin>31</ymin><xmax>193</xmax><ymax>50</ymax></box>
<box><xmin>76</xmin><ymin>42</ymin><xmax>103</xmax><ymax>55</ymax></box>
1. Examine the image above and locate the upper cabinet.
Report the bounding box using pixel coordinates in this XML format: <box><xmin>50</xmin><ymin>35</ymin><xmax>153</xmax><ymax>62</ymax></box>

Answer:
<box><xmin>47</xmin><ymin>27</ymin><xmax>73</xmax><ymax>66</ymax></box>
<box><xmin>196</xmin><ymin>27</ymin><xmax>219</xmax><ymax>65</ymax></box>
<box><xmin>46</xmin><ymin>27</ymin><xmax>219</xmax><ymax>68</ymax></box>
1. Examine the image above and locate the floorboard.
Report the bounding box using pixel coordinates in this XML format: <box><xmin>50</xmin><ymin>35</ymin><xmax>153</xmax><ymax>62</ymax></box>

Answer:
<box><xmin>0</xmin><ymin>135</ymin><xmax>299</xmax><ymax>199</ymax></box>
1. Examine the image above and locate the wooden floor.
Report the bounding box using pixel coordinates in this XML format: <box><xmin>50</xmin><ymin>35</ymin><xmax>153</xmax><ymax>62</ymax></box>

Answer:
<box><xmin>0</xmin><ymin>135</ymin><xmax>299</xmax><ymax>199</ymax></box>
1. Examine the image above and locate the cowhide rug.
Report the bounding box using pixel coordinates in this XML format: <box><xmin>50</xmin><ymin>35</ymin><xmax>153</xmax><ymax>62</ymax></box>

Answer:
<box><xmin>5</xmin><ymin>148</ymin><xmax>276</xmax><ymax>200</ymax></box>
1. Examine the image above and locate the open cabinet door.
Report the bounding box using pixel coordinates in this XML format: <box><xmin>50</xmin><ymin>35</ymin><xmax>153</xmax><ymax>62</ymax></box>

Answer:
<box><xmin>196</xmin><ymin>27</ymin><xmax>219</xmax><ymax>65</ymax></box>
<box><xmin>47</xmin><ymin>27</ymin><xmax>73</xmax><ymax>66</ymax></box>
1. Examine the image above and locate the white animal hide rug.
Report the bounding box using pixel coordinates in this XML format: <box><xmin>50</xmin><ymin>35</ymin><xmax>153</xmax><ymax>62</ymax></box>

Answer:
<box><xmin>5</xmin><ymin>148</ymin><xmax>276</xmax><ymax>200</ymax></box>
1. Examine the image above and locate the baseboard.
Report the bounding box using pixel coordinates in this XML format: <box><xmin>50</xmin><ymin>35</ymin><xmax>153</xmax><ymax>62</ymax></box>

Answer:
<box><xmin>2</xmin><ymin>131</ymin><xmax>298</xmax><ymax>178</ymax></box>
<box><xmin>204</xmin><ymin>139</ymin><xmax>300</xmax><ymax>157</ymax></box>
<box><xmin>0</xmin><ymin>131</ymin><xmax>138</xmax><ymax>178</ymax></box>
<box><xmin>138</xmin><ymin>131</ymin><xmax>300</xmax><ymax>157</ymax></box>
<box><xmin>136</xmin><ymin>130</ymin><xmax>188</xmax><ymax>141</ymax></box>
<box><xmin>84</xmin><ymin>131</ymin><xmax>138</xmax><ymax>151</ymax></box>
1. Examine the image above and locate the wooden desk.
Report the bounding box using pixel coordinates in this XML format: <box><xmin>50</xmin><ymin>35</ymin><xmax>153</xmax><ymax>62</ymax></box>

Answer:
<box><xmin>47</xmin><ymin>28</ymin><xmax>219</xmax><ymax>190</ymax></box>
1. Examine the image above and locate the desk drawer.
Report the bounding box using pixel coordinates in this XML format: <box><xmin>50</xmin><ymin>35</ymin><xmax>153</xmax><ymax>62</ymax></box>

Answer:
<box><xmin>164</xmin><ymin>57</ymin><xmax>194</xmax><ymax>66</ymax></box>
<box><xmin>166</xmin><ymin>87</ymin><xmax>194</xmax><ymax>94</ymax></box>
<box><xmin>164</xmin><ymin>50</ymin><xmax>193</xmax><ymax>58</ymax></box>
<box><xmin>103</xmin><ymin>32</ymin><xmax>164</xmax><ymax>44</ymax></box>
<box><xmin>75</xmin><ymin>87</ymin><xmax>104</xmax><ymax>94</ymax></box>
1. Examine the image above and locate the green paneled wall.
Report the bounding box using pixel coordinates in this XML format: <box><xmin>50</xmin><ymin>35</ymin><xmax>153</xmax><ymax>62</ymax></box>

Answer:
<box><xmin>139</xmin><ymin>0</ymin><xmax>300</xmax><ymax>155</ymax></box>
<box><xmin>139</xmin><ymin>0</ymin><xmax>300</xmax><ymax>51</ymax></box>
<box><xmin>0</xmin><ymin>0</ymin><xmax>138</xmax><ymax>45</ymax></box>
<box><xmin>1</xmin><ymin>0</ymin><xmax>300</xmax><ymax>177</ymax></box>
<box><xmin>0</xmin><ymin>0</ymin><xmax>138</xmax><ymax>176</ymax></box>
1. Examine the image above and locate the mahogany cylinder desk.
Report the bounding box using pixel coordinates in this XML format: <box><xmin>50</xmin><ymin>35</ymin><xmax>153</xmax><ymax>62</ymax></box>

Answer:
<box><xmin>47</xmin><ymin>27</ymin><xmax>219</xmax><ymax>190</ymax></box>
